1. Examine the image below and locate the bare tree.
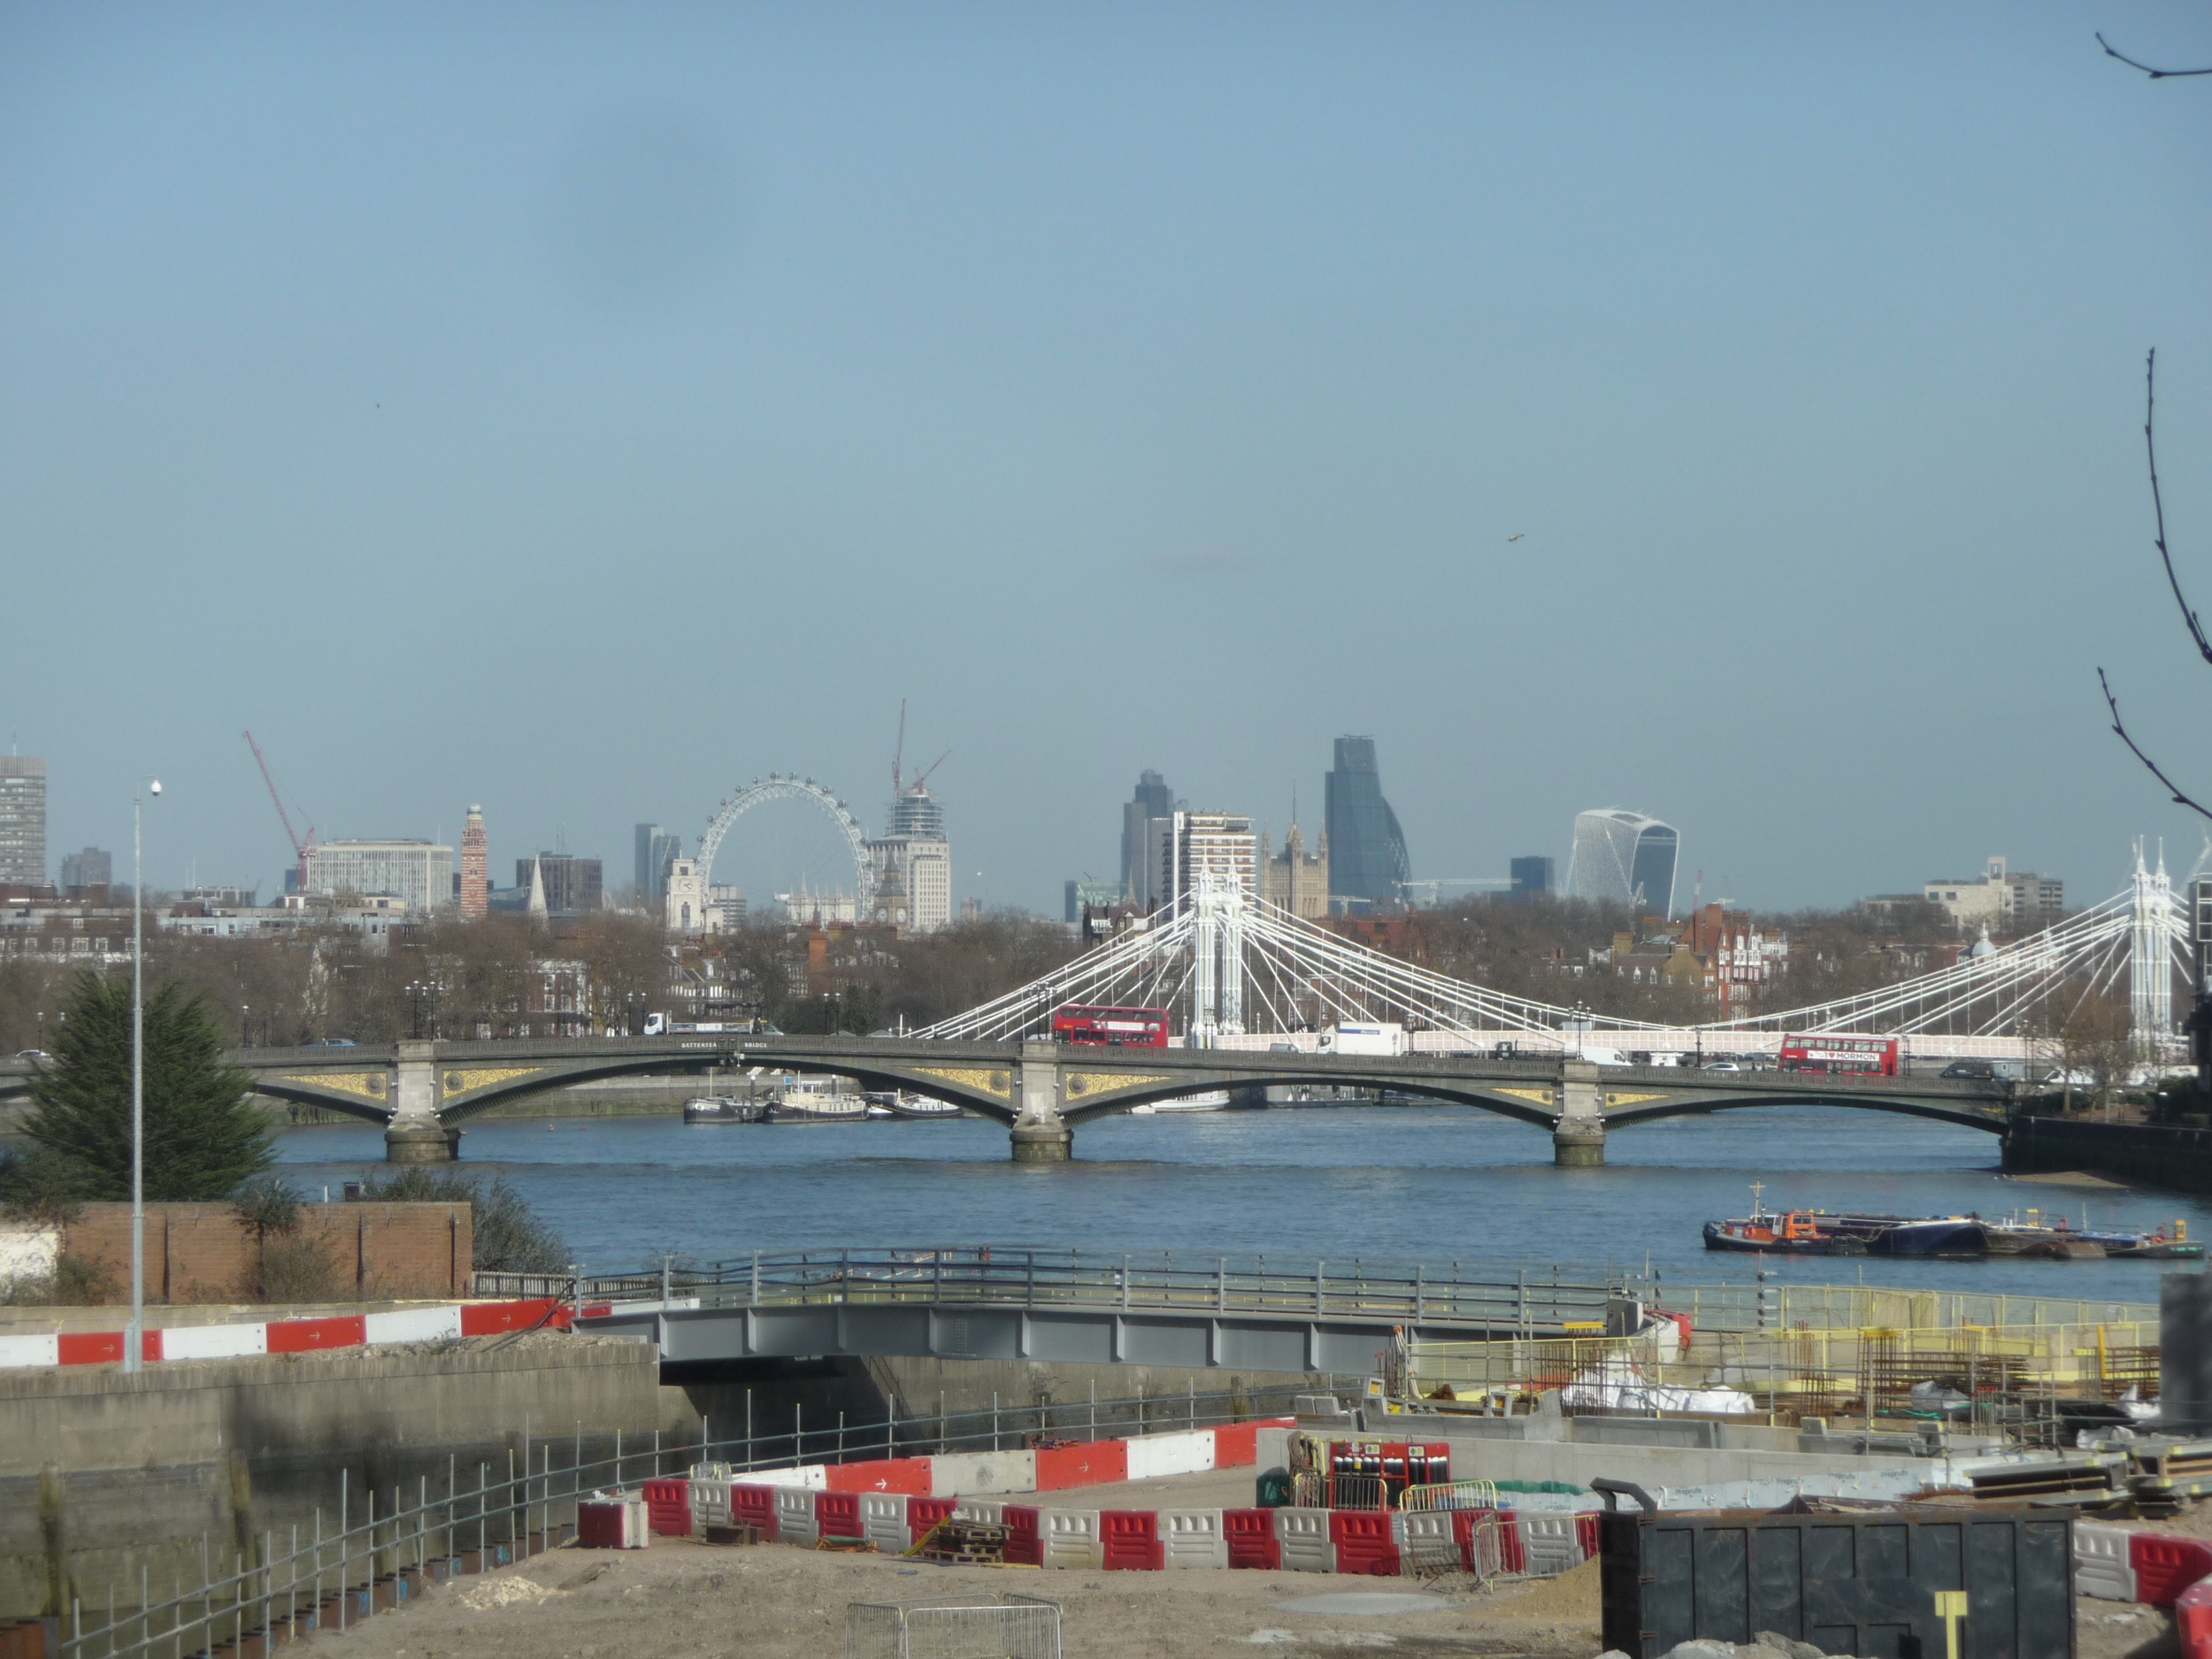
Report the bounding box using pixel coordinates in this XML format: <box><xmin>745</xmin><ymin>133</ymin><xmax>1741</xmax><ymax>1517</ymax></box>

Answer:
<box><xmin>2099</xmin><ymin>351</ymin><xmax>2212</xmax><ymax>820</ymax></box>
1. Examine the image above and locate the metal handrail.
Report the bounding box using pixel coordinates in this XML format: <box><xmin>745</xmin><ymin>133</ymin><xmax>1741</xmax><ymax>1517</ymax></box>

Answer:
<box><xmin>478</xmin><ymin>1246</ymin><xmax>1640</xmax><ymax>1333</ymax></box>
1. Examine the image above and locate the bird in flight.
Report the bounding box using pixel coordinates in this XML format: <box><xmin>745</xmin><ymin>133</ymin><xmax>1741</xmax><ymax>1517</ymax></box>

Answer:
<box><xmin>1506</xmin><ymin>533</ymin><xmax>1525</xmax><ymax>542</ymax></box>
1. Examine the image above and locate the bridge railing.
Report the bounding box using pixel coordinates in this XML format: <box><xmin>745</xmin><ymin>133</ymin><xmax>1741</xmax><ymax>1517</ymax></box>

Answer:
<box><xmin>478</xmin><ymin>1246</ymin><xmax>1644</xmax><ymax>1333</ymax></box>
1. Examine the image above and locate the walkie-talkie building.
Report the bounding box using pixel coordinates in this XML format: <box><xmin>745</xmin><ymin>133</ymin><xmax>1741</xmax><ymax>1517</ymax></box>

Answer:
<box><xmin>1566</xmin><ymin>809</ymin><xmax>1678</xmax><ymax>918</ymax></box>
<box><xmin>1325</xmin><ymin>737</ymin><xmax>1410</xmax><ymax>908</ymax></box>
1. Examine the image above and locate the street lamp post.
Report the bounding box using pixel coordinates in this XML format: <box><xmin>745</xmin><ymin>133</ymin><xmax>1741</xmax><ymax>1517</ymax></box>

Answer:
<box><xmin>127</xmin><ymin>780</ymin><xmax>160</xmax><ymax>1375</ymax></box>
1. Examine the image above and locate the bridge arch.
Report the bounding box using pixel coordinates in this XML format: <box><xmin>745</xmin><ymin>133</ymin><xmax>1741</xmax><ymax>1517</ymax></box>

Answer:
<box><xmin>695</xmin><ymin>777</ymin><xmax>872</xmax><ymax>906</ymax></box>
<box><xmin>1057</xmin><ymin>1071</ymin><xmax>1562</xmax><ymax>1131</ymax></box>
<box><xmin>1603</xmin><ymin>1094</ymin><xmax>2007</xmax><ymax>1134</ymax></box>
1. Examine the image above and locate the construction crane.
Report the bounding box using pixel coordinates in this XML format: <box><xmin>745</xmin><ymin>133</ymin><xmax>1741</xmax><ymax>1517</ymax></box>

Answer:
<box><xmin>242</xmin><ymin>731</ymin><xmax>315</xmax><ymax>896</ymax></box>
<box><xmin>891</xmin><ymin>698</ymin><xmax>907</xmax><ymax>798</ymax></box>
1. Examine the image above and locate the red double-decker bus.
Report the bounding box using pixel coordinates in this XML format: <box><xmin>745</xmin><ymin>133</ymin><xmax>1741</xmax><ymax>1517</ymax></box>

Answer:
<box><xmin>1778</xmin><ymin>1034</ymin><xmax>1899</xmax><ymax>1077</ymax></box>
<box><xmin>1051</xmin><ymin>1004</ymin><xmax>1171</xmax><ymax>1048</ymax></box>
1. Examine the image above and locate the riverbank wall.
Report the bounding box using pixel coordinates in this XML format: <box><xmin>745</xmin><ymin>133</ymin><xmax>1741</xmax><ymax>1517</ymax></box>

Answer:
<box><xmin>2003</xmin><ymin>1114</ymin><xmax>2212</xmax><ymax>1192</ymax></box>
<box><xmin>0</xmin><ymin>1335</ymin><xmax>685</xmax><ymax>1621</ymax></box>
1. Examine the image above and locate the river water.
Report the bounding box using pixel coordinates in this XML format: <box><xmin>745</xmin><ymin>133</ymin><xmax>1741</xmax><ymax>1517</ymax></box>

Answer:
<box><xmin>273</xmin><ymin>1104</ymin><xmax>2212</xmax><ymax>1305</ymax></box>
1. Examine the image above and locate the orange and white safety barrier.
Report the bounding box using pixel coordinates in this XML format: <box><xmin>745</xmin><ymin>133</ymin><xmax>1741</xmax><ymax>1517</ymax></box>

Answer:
<box><xmin>0</xmin><ymin>1299</ymin><xmax>569</xmax><ymax>1370</ymax></box>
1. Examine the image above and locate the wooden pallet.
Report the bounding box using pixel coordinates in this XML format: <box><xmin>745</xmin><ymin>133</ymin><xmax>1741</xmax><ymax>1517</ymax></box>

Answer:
<box><xmin>911</xmin><ymin>1519</ymin><xmax>1009</xmax><ymax>1564</ymax></box>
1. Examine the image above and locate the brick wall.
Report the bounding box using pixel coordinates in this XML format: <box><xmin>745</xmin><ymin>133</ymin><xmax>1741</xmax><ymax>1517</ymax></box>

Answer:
<box><xmin>63</xmin><ymin>1202</ymin><xmax>472</xmax><ymax>1303</ymax></box>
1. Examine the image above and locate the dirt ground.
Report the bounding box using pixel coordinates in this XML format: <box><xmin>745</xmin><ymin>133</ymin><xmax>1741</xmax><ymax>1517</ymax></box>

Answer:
<box><xmin>283</xmin><ymin>1535</ymin><xmax>2179</xmax><ymax>1659</ymax></box>
<box><xmin>287</xmin><ymin>1536</ymin><xmax>1610</xmax><ymax>1659</ymax></box>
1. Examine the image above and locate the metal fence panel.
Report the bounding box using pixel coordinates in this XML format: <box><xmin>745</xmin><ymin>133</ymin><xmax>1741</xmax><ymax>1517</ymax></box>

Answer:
<box><xmin>845</xmin><ymin>1597</ymin><xmax>1061</xmax><ymax>1659</ymax></box>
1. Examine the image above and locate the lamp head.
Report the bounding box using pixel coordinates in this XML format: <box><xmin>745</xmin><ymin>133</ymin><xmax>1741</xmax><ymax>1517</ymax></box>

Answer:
<box><xmin>149</xmin><ymin>780</ymin><xmax>161</xmax><ymax>796</ymax></box>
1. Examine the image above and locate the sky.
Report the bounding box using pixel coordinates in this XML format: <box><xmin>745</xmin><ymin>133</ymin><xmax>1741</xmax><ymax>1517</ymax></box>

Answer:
<box><xmin>4</xmin><ymin>2</ymin><xmax>2211</xmax><ymax>916</ymax></box>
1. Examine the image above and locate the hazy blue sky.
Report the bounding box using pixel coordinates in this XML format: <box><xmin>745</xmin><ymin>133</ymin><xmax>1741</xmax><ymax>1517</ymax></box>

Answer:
<box><xmin>4</xmin><ymin>3</ymin><xmax>2210</xmax><ymax>915</ymax></box>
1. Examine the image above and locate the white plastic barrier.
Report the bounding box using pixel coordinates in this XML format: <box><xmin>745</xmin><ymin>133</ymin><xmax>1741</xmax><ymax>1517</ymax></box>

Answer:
<box><xmin>364</xmin><ymin>1306</ymin><xmax>464</xmax><ymax>1344</ymax></box>
<box><xmin>773</xmin><ymin>1487</ymin><xmax>819</xmax><ymax>1548</ymax></box>
<box><xmin>749</xmin><ymin>1464</ymin><xmax>828</xmax><ymax>1490</ymax></box>
<box><xmin>1274</xmin><ymin>1508</ymin><xmax>1336</xmax><ymax>1574</ymax></box>
<box><xmin>1520</xmin><ymin>1513</ymin><xmax>1586</xmax><ymax>1576</ymax></box>
<box><xmin>862</xmin><ymin>1493</ymin><xmax>910</xmax><ymax>1555</ymax></box>
<box><xmin>160</xmin><ymin>1323</ymin><xmax>270</xmax><ymax>1361</ymax></box>
<box><xmin>1396</xmin><ymin>1510</ymin><xmax>1460</xmax><ymax>1576</ymax></box>
<box><xmin>1161</xmin><ymin>1508</ymin><xmax>1226</xmax><ymax>1570</ymax></box>
<box><xmin>953</xmin><ymin>1499</ymin><xmax>1006</xmax><ymax>1525</ymax></box>
<box><xmin>1125</xmin><ymin>1431</ymin><xmax>1217</xmax><ymax>1481</ymax></box>
<box><xmin>2077</xmin><ymin>1522</ymin><xmax>2139</xmax><ymax>1601</ymax></box>
<box><xmin>930</xmin><ymin>1450</ymin><xmax>1036</xmax><ymax>1497</ymax></box>
<box><xmin>689</xmin><ymin>1478</ymin><xmax>733</xmax><ymax>1528</ymax></box>
<box><xmin>1041</xmin><ymin>1509</ymin><xmax>1102</xmax><ymax>1571</ymax></box>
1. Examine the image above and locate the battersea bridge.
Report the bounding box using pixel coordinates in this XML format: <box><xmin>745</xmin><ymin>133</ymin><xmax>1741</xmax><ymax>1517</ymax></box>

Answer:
<box><xmin>3</xmin><ymin>849</ymin><xmax>2184</xmax><ymax>1164</ymax></box>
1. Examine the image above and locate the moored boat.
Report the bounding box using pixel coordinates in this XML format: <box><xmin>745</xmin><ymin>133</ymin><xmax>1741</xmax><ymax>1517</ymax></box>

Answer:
<box><xmin>683</xmin><ymin>1095</ymin><xmax>766</xmax><ymax>1125</ymax></box>
<box><xmin>1701</xmin><ymin>1184</ymin><xmax>1866</xmax><ymax>1256</ymax></box>
<box><xmin>767</xmin><ymin>1085</ymin><xmax>869</xmax><ymax>1124</ymax></box>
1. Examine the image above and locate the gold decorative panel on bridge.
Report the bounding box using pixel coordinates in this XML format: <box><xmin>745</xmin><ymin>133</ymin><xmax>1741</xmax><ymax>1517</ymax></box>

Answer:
<box><xmin>1064</xmin><ymin>1071</ymin><xmax>1175</xmax><ymax>1101</ymax></box>
<box><xmin>1492</xmin><ymin>1087</ymin><xmax>1555</xmax><ymax>1108</ymax></box>
<box><xmin>273</xmin><ymin>1071</ymin><xmax>388</xmax><ymax>1102</ymax></box>
<box><xmin>909</xmin><ymin>1066</ymin><xmax>1013</xmax><ymax>1102</ymax></box>
<box><xmin>1601</xmin><ymin>1091</ymin><xmax>1671</xmax><ymax>1109</ymax></box>
<box><xmin>442</xmin><ymin>1067</ymin><xmax>550</xmax><ymax>1097</ymax></box>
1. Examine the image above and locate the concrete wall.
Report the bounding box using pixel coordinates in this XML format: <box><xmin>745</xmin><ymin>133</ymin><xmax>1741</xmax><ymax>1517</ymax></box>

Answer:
<box><xmin>61</xmin><ymin>1202</ymin><xmax>471</xmax><ymax>1302</ymax></box>
<box><xmin>0</xmin><ymin>1336</ymin><xmax>683</xmax><ymax>1621</ymax></box>
<box><xmin>665</xmin><ymin>1353</ymin><xmax>1334</xmax><ymax>1462</ymax></box>
<box><xmin>2002</xmin><ymin>1113</ymin><xmax>2212</xmax><ymax>1191</ymax></box>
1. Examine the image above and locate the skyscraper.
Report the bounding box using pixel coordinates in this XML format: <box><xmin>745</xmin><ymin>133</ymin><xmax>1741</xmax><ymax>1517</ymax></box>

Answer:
<box><xmin>1509</xmin><ymin>856</ymin><xmax>1554</xmax><ymax>902</ymax></box>
<box><xmin>461</xmin><ymin>806</ymin><xmax>488</xmax><ymax>919</ymax></box>
<box><xmin>0</xmin><ymin>757</ymin><xmax>46</xmax><ymax>887</ymax></box>
<box><xmin>634</xmin><ymin>823</ymin><xmax>681</xmax><ymax>902</ymax></box>
<box><xmin>1566</xmin><ymin>809</ymin><xmax>1679</xmax><ymax>918</ymax></box>
<box><xmin>518</xmin><ymin>854</ymin><xmax>602</xmax><ymax>914</ymax></box>
<box><xmin>1153</xmin><ymin>811</ymin><xmax>1259</xmax><ymax>910</ymax></box>
<box><xmin>1121</xmin><ymin>770</ymin><xmax>1175</xmax><ymax>907</ymax></box>
<box><xmin>61</xmin><ymin>847</ymin><xmax>111</xmax><ymax>896</ymax></box>
<box><xmin>1323</xmin><ymin>738</ymin><xmax>1409</xmax><ymax>910</ymax></box>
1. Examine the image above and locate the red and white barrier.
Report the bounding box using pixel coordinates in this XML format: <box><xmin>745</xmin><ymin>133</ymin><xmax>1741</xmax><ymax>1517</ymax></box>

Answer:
<box><xmin>0</xmin><ymin>1299</ymin><xmax>566</xmax><ymax>1371</ymax></box>
<box><xmin>2177</xmin><ymin>1577</ymin><xmax>2212</xmax><ymax>1659</ymax></box>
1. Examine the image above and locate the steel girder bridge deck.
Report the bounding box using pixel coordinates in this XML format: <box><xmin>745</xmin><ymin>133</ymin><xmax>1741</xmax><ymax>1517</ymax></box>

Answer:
<box><xmin>481</xmin><ymin>1246</ymin><xmax>1647</xmax><ymax>1376</ymax></box>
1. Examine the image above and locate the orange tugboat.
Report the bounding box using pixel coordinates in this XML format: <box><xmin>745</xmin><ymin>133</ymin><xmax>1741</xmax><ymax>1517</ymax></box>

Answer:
<box><xmin>1702</xmin><ymin>1183</ymin><xmax>1868</xmax><ymax>1256</ymax></box>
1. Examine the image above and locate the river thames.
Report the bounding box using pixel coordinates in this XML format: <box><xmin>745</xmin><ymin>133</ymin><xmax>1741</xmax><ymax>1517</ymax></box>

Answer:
<box><xmin>271</xmin><ymin>1103</ymin><xmax>2211</xmax><ymax>1303</ymax></box>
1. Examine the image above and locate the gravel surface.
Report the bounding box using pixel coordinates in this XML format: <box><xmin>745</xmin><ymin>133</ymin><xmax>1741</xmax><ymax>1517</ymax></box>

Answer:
<box><xmin>283</xmin><ymin>1533</ymin><xmax>1608</xmax><ymax>1659</ymax></box>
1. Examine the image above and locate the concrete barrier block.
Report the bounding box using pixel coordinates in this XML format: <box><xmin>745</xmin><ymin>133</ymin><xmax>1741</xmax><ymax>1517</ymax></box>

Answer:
<box><xmin>0</xmin><ymin>1334</ymin><xmax>60</xmax><ymax>1370</ymax></box>
<box><xmin>158</xmin><ymin>1323</ymin><xmax>270</xmax><ymax>1362</ymax></box>
<box><xmin>1126</xmin><ymin>1431</ymin><xmax>1216</xmax><ymax>1481</ymax></box>
<box><xmin>930</xmin><ymin>1450</ymin><xmax>1037</xmax><ymax>1497</ymax></box>
<box><xmin>365</xmin><ymin>1307</ymin><xmax>464</xmax><ymax>1345</ymax></box>
<box><xmin>748</xmin><ymin>1464</ymin><xmax>828</xmax><ymax>1490</ymax></box>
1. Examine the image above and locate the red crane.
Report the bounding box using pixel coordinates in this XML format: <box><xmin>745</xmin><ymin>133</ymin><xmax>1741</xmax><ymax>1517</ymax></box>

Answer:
<box><xmin>242</xmin><ymin>731</ymin><xmax>315</xmax><ymax>895</ymax></box>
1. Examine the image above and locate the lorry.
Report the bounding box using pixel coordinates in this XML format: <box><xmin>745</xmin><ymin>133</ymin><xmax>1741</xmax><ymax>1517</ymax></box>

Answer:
<box><xmin>1325</xmin><ymin>1022</ymin><xmax>1407</xmax><ymax>1056</ymax></box>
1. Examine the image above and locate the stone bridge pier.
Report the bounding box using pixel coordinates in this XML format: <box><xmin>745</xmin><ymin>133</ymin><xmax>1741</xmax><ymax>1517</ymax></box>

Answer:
<box><xmin>1008</xmin><ymin>1039</ymin><xmax>1072</xmax><ymax>1164</ymax></box>
<box><xmin>384</xmin><ymin>1040</ymin><xmax>460</xmax><ymax>1164</ymax></box>
<box><xmin>1552</xmin><ymin>1058</ymin><xmax>1607</xmax><ymax>1167</ymax></box>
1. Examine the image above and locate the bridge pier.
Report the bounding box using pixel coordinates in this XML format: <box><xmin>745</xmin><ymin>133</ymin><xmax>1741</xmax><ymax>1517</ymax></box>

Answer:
<box><xmin>384</xmin><ymin>1040</ymin><xmax>458</xmax><ymax>1163</ymax></box>
<box><xmin>1553</xmin><ymin>1058</ymin><xmax>1606</xmax><ymax>1167</ymax></box>
<box><xmin>1009</xmin><ymin>1038</ymin><xmax>1072</xmax><ymax>1163</ymax></box>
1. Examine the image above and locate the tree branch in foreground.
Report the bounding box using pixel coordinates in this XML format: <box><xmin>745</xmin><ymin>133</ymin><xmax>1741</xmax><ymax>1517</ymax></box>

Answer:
<box><xmin>2098</xmin><ymin>32</ymin><xmax>2212</xmax><ymax>78</ymax></box>
<box><xmin>2144</xmin><ymin>349</ymin><xmax>2212</xmax><ymax>665</ymax></box>
<box><xmin>2101</xmin><ymin>666</ymin><xmax>2212</xmax><ymax>823</ymax></box>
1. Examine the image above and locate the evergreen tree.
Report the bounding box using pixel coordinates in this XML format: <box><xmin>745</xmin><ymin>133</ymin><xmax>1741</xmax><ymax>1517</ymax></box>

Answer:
<box><xmin>21</xmin><ymin>971</ymin><xmax>272</xmax><ymax>1200</ymax></box>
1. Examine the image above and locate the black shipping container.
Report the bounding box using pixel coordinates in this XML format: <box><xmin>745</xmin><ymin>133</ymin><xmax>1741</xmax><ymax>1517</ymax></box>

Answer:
<box><xmin>1594</xmin><ymin>1480</ymin><xmax>2074</xmax><ymax>1659</ymax></box>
